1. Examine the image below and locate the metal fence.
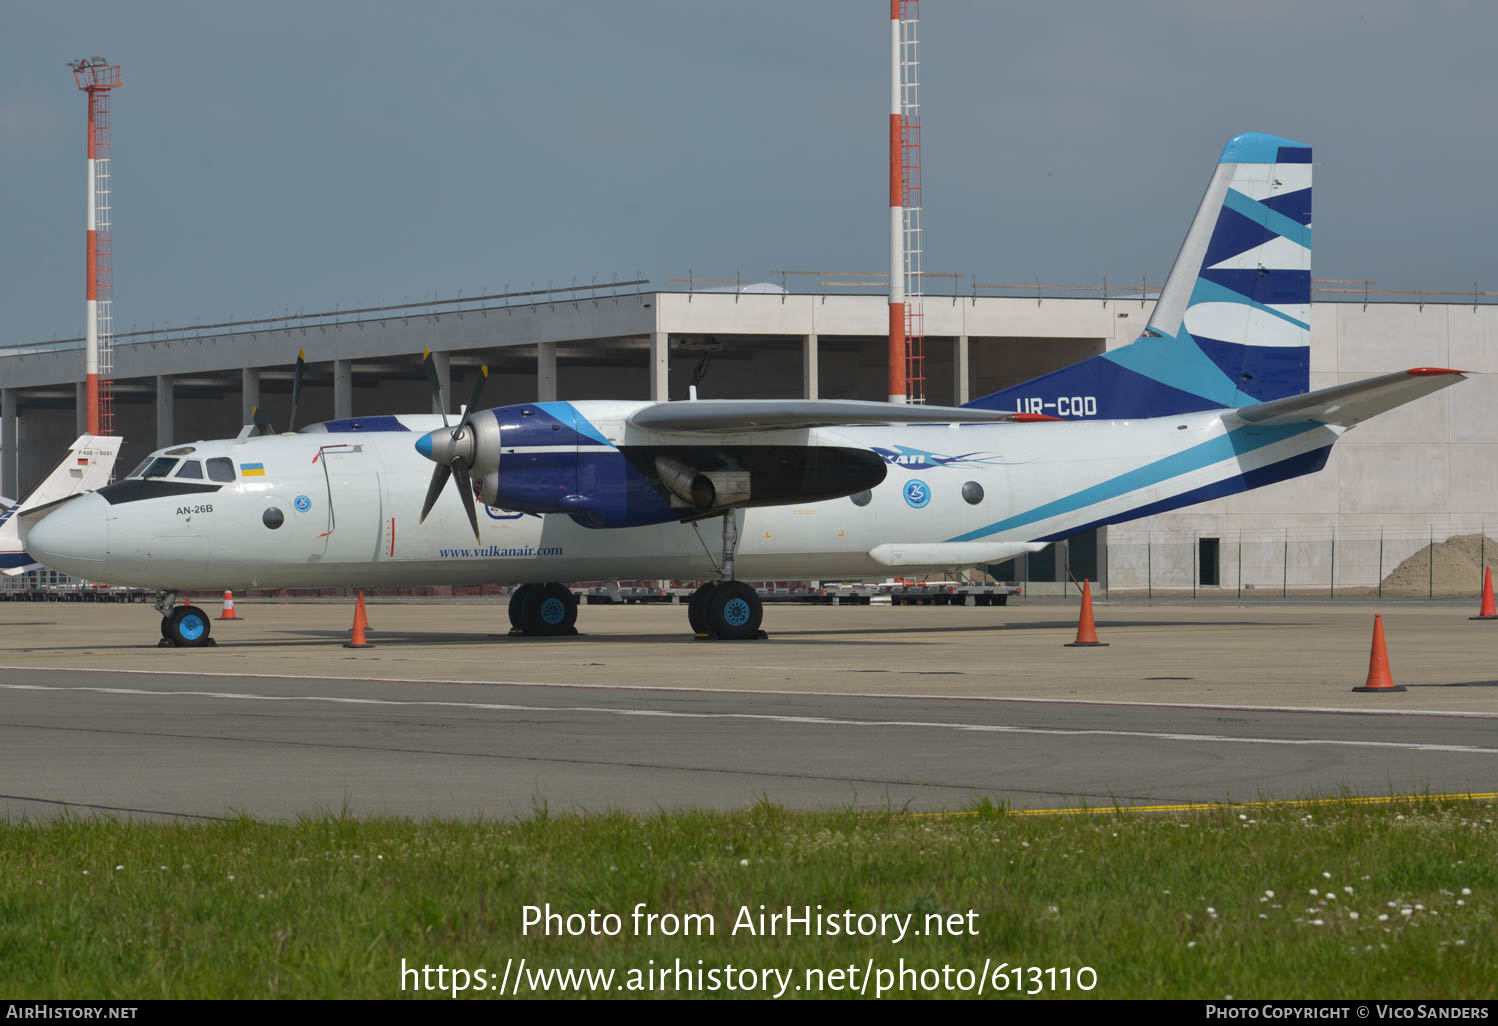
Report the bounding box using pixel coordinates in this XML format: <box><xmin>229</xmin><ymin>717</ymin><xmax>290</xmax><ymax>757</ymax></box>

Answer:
<box><xmin>1106</xmin><ymin>525</ymin><xmax>1497</xmax><ymax>599</ymax></box>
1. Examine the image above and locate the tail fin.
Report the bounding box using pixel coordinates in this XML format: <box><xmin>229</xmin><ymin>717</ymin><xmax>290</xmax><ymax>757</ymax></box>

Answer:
<box><xmin>0</xmin><ymin>434</ymin><xmax>123</xmax><ymax>562</ymax></box>
<box><xmin>968</xmin><ymin>132</ymin><xmax>1312</xmax><ymax>419</ymax></box>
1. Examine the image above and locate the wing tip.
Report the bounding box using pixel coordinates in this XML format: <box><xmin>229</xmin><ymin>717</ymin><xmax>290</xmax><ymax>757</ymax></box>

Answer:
<box><xmin>1407</xmin><ymin>367</ymin><xmax>1467</xmax><ymax>377</ymax></box>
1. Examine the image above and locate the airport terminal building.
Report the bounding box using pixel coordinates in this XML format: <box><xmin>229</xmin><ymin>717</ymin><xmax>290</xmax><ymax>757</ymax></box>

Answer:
<box><xmin>2</xmin><ymin>284</ymin><xmax>1495</xmax><ymax>594</ymax></box>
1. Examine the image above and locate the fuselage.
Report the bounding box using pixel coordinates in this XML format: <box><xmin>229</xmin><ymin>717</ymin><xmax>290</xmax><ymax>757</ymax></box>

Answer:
<box><xmin>24</xmin><ymin>400</ymin><xmax>1341</xmax><ymax>591</ymax></box>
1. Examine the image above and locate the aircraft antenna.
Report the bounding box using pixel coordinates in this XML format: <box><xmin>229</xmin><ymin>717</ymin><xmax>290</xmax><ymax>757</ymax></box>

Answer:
<box><xmin>69</xmin><ymin>57</ymin><xmax>122</xmax><ymax>437</ymax></box>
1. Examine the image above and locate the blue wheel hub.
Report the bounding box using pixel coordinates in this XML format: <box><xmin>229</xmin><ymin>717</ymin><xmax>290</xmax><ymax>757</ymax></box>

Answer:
<box><xmin>539</xmin><ymin>597</ymin><xmax>566</xmax><ymax>625</ymax></box>
<box><xmin>179</xmin><ymin>613</ymin><xmax>205</xmax><ymax>641</ymax></box>
<box><xmin>723</xmin><ymin>597</ymin><xmax>752</xmax><ymax>628</ymax></box>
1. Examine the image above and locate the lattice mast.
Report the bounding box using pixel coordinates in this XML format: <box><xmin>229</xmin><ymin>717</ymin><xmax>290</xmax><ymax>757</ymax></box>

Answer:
<box><xmin>886</xmin><ymin>2</ymin><xmax>905</xmax><ymax>404</ymax></box>
<box><xmin>899</xmin><ymin>0</ymin><xmax>924</xmax><ymax>403</ymax></box>
<box><xmin>69</xmin><ymin>58</ymin><xmax>121</xmax><ymax>436</ymax></box>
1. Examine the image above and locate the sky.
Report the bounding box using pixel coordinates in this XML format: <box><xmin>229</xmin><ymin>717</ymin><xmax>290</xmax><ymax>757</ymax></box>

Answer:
<box><xmin>3</xmin><ymin>1</ymin><xmax>1495</xmax><ymax>345</ymax></box>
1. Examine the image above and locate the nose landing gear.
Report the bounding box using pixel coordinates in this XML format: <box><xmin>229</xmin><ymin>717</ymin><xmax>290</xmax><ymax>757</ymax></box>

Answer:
<box><xmin>506</xmin><ymin>582</ymin><xmax>579</xmax><ymax>637</ymax></box>
<box><xmin>155</xmin><ymin>591</ymin><xmax>216</xmax><ymax>648</ymax></box>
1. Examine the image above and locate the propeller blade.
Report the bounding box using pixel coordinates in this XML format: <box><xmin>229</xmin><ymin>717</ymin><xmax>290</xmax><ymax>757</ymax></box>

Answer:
<box><xmin>251</xmin><ymin>405</ymin><xmax>274</xmax><ymax>436</ymax></box>
<box><xmin>458</xmin><ymin>365</ymin><xmax>489</xmax><ymax>428</ymax></box>
<box><xmin>419</xmin><ymin>462</ymin><xmax>451</xmax><ymax>524</ymax></box>
<box><xmin>451</xmin><ymin>457</ymin><xmax>482</xmax><ymax>542</ymax></box>
<box><xmin>422</xmin><ymin>348</ymin><xmax>450</xmax><ymax>428</ymax></box>
<box><xmin>288</xmin><ymin>349</ymin><xmax>305</xmax><ymax>432</ymax></box>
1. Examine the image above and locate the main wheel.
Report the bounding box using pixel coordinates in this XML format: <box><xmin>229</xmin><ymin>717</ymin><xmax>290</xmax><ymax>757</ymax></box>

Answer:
<box><xmin>508</xmin><ymin>584</ymin><xmax>537</xmax><ymax>632</ymax></box>
<box><xmin>704</xmin><ymin>581</ymin><xmax>763</xmax><ymax>641</ymax></box>
<box><xmin>687</xmin><ymin>581</ymin><xmax>719</xmax><ymax>636</ymax></box>
<box><xmin>521</xmin><ymin>582</ymin><xmax>577</xmax><ymax>637</ymax></box>
<box><xmin>165</xmin><ymin>605</ymin><xmax>212</xmax><ymax>648</ymax></box>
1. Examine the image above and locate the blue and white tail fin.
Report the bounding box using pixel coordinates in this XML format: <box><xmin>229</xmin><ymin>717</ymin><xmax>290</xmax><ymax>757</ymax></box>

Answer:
<box><xmin>968</xmin><ymin>132</ymin><xmax>1312</xmax><ymax>419</ymax></box>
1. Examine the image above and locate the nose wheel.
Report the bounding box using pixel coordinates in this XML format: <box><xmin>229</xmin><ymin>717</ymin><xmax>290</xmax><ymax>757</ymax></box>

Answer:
<box><xmin>159</xmin><ymin>604</ymin><xmax>215</xmax><ymax>648</ymax></box>
<box><xmin>507</xmin><ymin>582</ymin><xmax>579</xmax><ymax>637</ymax></box>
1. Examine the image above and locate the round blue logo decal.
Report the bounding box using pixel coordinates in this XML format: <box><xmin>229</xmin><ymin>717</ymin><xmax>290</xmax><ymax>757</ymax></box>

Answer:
<box><xmin>903</xmin><ymin>479</ymin><xmax>931</xmax><ymax>509</ymax></box>
<box><xmin>293</xmin><ymin>494</ymin><xmax>312</xmax><ymax>513</ymax></box>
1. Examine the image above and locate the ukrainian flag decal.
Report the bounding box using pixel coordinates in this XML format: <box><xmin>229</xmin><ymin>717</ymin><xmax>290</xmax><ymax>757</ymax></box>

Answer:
<box><xmin>241</xmin><ymin>462</ymin><xmax>266</xmax><ymax>477</ymax></box>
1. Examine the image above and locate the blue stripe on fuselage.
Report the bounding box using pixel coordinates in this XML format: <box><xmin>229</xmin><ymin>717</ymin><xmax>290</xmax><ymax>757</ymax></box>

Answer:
<box><xmin>1033</xmin><ymin>444</ymin><xmax>1334</xmax><ymax>541</ymax></box>
<box><xmin>946</xmin><ymin>421</ymin><xmax>1320</xmax><ymax>542</ymax></box>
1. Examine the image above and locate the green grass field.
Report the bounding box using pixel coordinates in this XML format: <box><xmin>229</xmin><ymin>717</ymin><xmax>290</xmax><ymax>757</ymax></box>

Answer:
<box><xmin>1</xmin><ymin>796</ymin><xmax>1493</xmax><ymax>999</ymax></box>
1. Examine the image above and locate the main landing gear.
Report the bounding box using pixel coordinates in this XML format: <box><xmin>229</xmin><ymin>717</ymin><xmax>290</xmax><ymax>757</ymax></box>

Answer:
<box><xmin>689</xmin><ymin>512</ymin><xmax>765</xmax><ymax>641</ymax></box>
<box><xmin>155</xmin><ymin>591</ymin><xmax>216</xmax><ymax>648</ymax></box>
<box><xmin>507</xmin><ymin>582</ymin><xmax>579</xmax><ymax>637</ymax></box>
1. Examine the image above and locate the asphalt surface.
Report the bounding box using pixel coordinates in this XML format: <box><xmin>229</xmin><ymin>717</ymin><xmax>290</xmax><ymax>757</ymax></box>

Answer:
<box><xmin>2</xmin><ymin>661</ymin><xmax>1495</xmax><ymax>820</ymax></box>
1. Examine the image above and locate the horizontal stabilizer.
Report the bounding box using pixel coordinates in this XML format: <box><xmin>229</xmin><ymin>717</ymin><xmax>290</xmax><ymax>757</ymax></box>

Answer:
<box><xmin>1230</xmin><ymin>368</ymin><xmax>1466</xmax><ymax>427</ymax></box>
<box><xmin>629</xmin><ymin>399</ymin><xmax>1026</xmax><ymax>433</ymax></box>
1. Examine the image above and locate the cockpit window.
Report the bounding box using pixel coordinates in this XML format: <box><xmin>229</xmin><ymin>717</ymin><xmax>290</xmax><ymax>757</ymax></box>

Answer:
<box><xmin>206</xmin><ymin>457</ymin><xmax>236</xmax><ymax>482</ymax></box>
<box><xmin>127</xmin><ymin>458</ymin><xmax>152</xmax><ymax>479</ymax></box>
<box><xmin>175</xmin><ymin>460</ymin><xmax>204</xmax><ymax>480</ymax></box>
<box><xmin>140</xmin><ymin>457</ymin><xmax>179</xmax><ymax>479</ymax></box>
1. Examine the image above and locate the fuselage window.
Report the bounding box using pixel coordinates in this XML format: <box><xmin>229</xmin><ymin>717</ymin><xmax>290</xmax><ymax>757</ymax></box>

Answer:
<box><xmin>962</xmin><ymin>481</ymin><xmax>984</xmax><ymax>505</ymax></box>
<box><xmin>263</xmin><ymin>508</ymin><xmax>285</xmax><ymax>529</ymax></box>
<box><xmin>141</xmin><ymin>457</ymin><xmax>179</xmax><ymax>479</ymax></box>
<box><xmin>206</xmin><ymin>457</ymin><xmax>236</xmax><ymax>483</ymax></box>
<box><xmin>175</xmin><ymin>460</ymin><xmax>204</xmax><ymax>480</ymax></box>
<box><xmin>850</xmin><ymin>490</ymin><xmax>873</xmax><ymax>507</ymax></box>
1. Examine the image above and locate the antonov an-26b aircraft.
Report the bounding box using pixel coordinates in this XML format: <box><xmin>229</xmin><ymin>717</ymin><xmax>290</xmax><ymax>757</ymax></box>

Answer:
<box><xmin>24</xmin><ymin>133</ymin><xmax>1467</xmax><ymax>646</ymax></box>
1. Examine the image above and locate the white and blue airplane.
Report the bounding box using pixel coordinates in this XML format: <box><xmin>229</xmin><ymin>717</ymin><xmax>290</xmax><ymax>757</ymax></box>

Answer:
<box><xmin>23</xmin><ymin>133</ymin><xmax>1467</xmax><ymax>646</ymax></box>
<box><xmin>1</xmin><ymin>434</ymin><xmax>122</xmax><ymax>575</ymax></box>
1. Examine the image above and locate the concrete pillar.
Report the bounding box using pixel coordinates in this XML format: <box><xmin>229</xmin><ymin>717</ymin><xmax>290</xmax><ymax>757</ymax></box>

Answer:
<box><xmin>429</xmin><ymin>351</ymin><xmax>451</xmax><ymax>415</ymax></box>
<box><xmin>1</xmin><ymin>389</ymin><xmax>18</xmax><ymax>500</ymax></box>
<box><xmin>649</xmin><ymin>331</ymin><xmax>669</xmax><ymax>401</ymax></box>
<box><xmin>241</xmin><ymin>368</ymin><xmax>260</xmax><ymax>426</ymax></box>
<box><xmin>1096</xmin><ymin>526</ymin><xmax>1109</xmax><ymax>594</ymax></box>
<box><xmin>333</xmin><ymin>359</ymin><xmax>353</xmax><ymax>420</ymax></box>
<box><xmin>955</xmin><ymin>335</ymin><xmax>970</xmax><ymax>406</ymax></box>
<box><xmin>536</xmin><ymin>342</ymin><xmax>558</xmax><ymax>402</ymax></box>
<box><xmin>803</xmin><ymin>333</ymin><xmax>819</xmax><ymax>400</ymax></box>
<box><xmin>155</xmin><ymin>375</ymin><xmax>174</xmax><ymax>449</ymax></box>
<box><xmin>75</xmin><ymin>383</ymin><xmax>87</xmax><ymax>437</ymax></box>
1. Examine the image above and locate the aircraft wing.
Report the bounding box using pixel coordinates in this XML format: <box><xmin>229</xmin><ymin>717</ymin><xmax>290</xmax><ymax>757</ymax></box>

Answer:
<box><xmin>626</xmin><ymin>399</ymin><xmax>1035</xmax><ymax>433</ymax></box>
<box><xmin>1230</xmin><ymin>368</ymin><xmax>1467</xmax><ymax>428</ymax></box>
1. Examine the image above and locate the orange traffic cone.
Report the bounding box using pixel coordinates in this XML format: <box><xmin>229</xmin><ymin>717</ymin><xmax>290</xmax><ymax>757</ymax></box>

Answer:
<box><xmin>343</xmin><ymin>591</ymin><xmax>374</xmax><ymax>649</ymax></box>
<box><xmin>216</xmin><ymin>590</ymin><xmax>241</xmax><ymax>621</ymax></box>
<box><xmin>1064</xmin><ymin>579</ymin><xmax>1109</xmax><ymax>647</ymax></box>
<box><xmin>1472</xmin><ymin>566</ymin><xmax>1497</xmax><ymax>621</ymax></box>
<box><xmin>1353</xmin><ymin>614</ymin><xmax>1405</xmax><ymax>692</ymax></box>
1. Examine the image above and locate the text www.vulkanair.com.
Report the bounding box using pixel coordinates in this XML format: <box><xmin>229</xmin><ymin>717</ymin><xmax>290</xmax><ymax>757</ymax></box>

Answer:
<box><xmin>437</xmin><ymin>545</ymin><xmax>563</xmax><ymax>558</ymax></box>
<box><xmin>400</xmin><ymin>958</ymin><xmax>1096</xmax><ymax>997</ymax></box>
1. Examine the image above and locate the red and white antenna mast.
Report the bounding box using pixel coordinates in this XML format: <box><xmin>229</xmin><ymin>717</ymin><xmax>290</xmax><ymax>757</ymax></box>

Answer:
<box><xmin>69</xmin><ymin>57</ymin><xmax>122</xmax><ymax>437</ymax></box>
<box><xmin>899</xmin><ymin>0</ymin><xmax>924</xmax><ymax>404</ymax></box>
<box><xmin>888</xmin><ymin>2</ymin><xmax>924</xmax><ymax>404</ymax></box>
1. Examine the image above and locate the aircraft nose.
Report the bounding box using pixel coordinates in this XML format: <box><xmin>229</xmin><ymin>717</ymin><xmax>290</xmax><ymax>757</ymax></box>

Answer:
<box><xmin>22</xmin><ymin>493</ymin><xmax>110</xmax><ymax>576</ymax></box>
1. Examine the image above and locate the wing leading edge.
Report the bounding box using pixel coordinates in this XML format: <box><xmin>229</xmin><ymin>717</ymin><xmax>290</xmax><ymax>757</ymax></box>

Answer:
<box><xmin>627</xmin><ymin>399</ymin><xmax>1038</xmax><ymax>433</ymax></box>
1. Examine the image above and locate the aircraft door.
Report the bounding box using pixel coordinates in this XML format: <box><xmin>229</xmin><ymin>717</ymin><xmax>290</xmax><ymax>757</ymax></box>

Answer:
<box><xmin>315</xmin><ymin>444</ymin><xmax>386</xmax><ymax>564</ymax></box>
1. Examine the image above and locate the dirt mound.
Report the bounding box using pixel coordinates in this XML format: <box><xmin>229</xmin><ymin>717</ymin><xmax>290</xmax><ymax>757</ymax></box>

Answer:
<box><xmin>1380</xmin><ymin>533</ymin><xmax>1498</xmax><ymax>596</ymax></box>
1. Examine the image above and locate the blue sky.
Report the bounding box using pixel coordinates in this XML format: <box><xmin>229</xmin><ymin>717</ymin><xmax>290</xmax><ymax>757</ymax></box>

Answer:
<box><xmin>3</xmin><ymin>1</ymin><xmax>1494</xmax><ymax>344</ymax></box>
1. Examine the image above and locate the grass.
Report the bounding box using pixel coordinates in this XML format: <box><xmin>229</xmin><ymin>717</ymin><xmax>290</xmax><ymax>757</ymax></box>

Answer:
<box><xmin>1</xmin><ymin>796</ymin><xmax>1494</xmax><ymax>999</ymax></box>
